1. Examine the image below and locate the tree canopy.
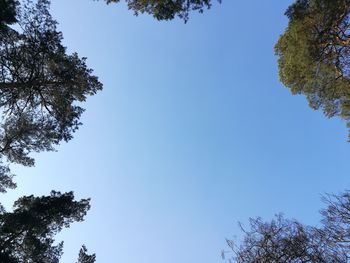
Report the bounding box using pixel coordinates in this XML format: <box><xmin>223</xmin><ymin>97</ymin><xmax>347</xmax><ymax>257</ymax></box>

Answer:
<box><xmin>0</xmin><ymin>191</ymin><xmax>93</xmax><ymax>263</ymax></box>
<box><xmin>77</xmin><ymin>245</ymin><xmax>96</xmax><ymax>263</ymax></box>
<box><xmin>0</xmin><ymin>1</ymin><xmax>99</xmax><ymax>261</ymax></box>
<box><xmin>224</xmin><ymin>191</ymin><xmax>350</xmax><ymax>262</ymax></box>
<box><xmin>0</xmin><ymin>0</ymin><xmax>18</xmax><ymax>31</ymax></box>
<box><xmin>0</xmin><ymin>0</ymin><xmax>102</xmax><ymax>192</ymax></box>
<box><xmin>275</xmin><ymin>0</ymin><xmax>350</xmax><ymax>140</ymax></box>
<box><xmin>104</xmin><ymin>0</ymin><xmax>220</xmax><ymax>22</ymax></box>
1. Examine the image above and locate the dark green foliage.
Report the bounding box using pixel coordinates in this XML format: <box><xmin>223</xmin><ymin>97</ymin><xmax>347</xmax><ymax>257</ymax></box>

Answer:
<box><xmin>0</xmin><ymin>1</ymin><xmax>98</xmax><ymax>261</ymax></box>
<box><xmin>0</xmin><ymin>164</ymin><xmax>15</xmax><ymax>192</ymax></box>
<box><xmin>224</xmin><ymin>191</ymin><xmax>350</xmax><ymax>262</ymax></box>
<box><xmin>104</xmin><ymin>0</ymin><xmax>221</xmax><ymax>22</ymax></box>
<box><xmin>0</xmin><ymin>0</ymin><xmax>102</xmax><ymax>191</ymax></box>
<box><xmin>0</xmin><ymin>0</ymin><xmax>18</xmax><ymax>31</ymax></box>
<box><xmin>275</xmin><ymin>0</ymin><xmax>350</xmax><ymax>140</ymax></box>
<box><xmin>0</xmin><ymin>191</ymin><xmax>90</xmax><ymax>263</ymax></box>
<box><xmin>77</xmin><ymin>245</ymin><xmax>96</xmax><ymax>263</ymax></box>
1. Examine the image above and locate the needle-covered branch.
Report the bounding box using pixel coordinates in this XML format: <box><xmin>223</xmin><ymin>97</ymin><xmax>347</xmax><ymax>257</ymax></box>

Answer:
<box><xmin>275</xmin><ymin>0</ymin><xmax>350</xmax><ymax>140</ymax></box>
<box><xmin>104</xmin><ymin>0</ymin><xmax>221</xmax><ymax>22</ymax></box>
<box><xmin>0</xmin><ymin>191</ymin><xmax>91</xmax><ymax>263</ymax></box>
<box><xmin>0</xmin><ymin>0</ymin><xmax>102</xmax><ymax>191</ymax></box>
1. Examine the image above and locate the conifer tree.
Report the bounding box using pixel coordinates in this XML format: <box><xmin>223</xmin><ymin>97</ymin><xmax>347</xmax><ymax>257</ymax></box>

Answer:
<box><xmin>104</xmin><ymin>0</ymin><xmax>220</xmax><ymax>21</ymax></box>
<box><xmin>0</xmin><ymin>0</ymin><xmax>102</xmax><ymax>191</ymax></box>
<box><xmin>275</xmin><ymin>0</ymin><xmax>350</xmax><ymax>140</ymax></box>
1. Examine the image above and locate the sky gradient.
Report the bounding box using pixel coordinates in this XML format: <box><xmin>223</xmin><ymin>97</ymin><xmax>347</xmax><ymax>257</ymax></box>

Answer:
<box><xmin>3</xmin><ymin>0</ymin><xmax>350</xmax><ymax>262</ymax></box>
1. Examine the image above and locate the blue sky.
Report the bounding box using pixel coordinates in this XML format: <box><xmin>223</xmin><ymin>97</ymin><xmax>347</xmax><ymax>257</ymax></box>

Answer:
<box><xmin>3</xmin><ymin>0</ymin><xmax>350</xmax><ymax>262</ymax></box>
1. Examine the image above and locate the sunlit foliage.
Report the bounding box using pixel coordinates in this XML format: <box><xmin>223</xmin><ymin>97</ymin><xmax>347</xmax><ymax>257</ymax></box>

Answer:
<box><xmin>104</xmin><ymin>0</ymin><xmax>221</xmax><ymax>21</ymax></box>
<box><xmin>275</xmin><ymin>0</ymin><xmax>350</xmax><ymax>140</ymax></box>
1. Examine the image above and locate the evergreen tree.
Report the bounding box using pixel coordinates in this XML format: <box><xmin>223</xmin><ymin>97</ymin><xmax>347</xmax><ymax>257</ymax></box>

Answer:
<box><xmin>275</xmin><ymin>0</ymin><xmax>350</xmax><ymax>140</ymax></box>
<box><xmin>0</xmin><ymin>191</ymin><xmax>92</xmax><ymax>263</ymax></box>
<box><xmin>0</xmin><ymin>0</ymin><xmax>102</xmax><ymax>191</ymax></box>
<box><xmin>77</xmin><ymin>245</ymin><xmax>96</xmax><ymax>263</ymax></box>
<box><xmin>0</xmin><ymin>1</ymin><xmax>98</xmax><ymax>261</ymax></box>
<box><xmin>104</xmin><ymin>0</ymin><xmax>220</xmax><ymax>22</ymax></box>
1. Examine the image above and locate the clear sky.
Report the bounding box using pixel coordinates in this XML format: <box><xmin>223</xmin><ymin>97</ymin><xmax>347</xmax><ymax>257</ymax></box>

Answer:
<box><xmin>3</xmin><ymin>0</ymin><xmax>350</xmax><ymax>262</ymax></box>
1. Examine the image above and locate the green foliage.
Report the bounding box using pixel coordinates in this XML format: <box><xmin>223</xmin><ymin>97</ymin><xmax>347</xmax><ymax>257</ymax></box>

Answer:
<box><xmin>0</xmin><ymin>0</ymin><xmax>102</xmax><ymax>191</ymax></box>
<box><xmin>104</xmin><ymin>0</ymin><xmax>221</xmax><ymax>22</ymax></box>
<box><xmin>275</xmin><ymin>0</ymin><xmax>350</xmax><ymax>140</ymax></box>
<box><xmin>0</xmin><ymin>191</ymin><xmax>91</xmax><ymax>263</ymax></box>
<box><xmin>224</xmin><ymin>191</ymin><xmax>350</xmax><ymax>262</ymax></box>
<box><xmin>0</xmin><ymin>1</ymin><xmax>99</xmax><ymax>261</ymax></box>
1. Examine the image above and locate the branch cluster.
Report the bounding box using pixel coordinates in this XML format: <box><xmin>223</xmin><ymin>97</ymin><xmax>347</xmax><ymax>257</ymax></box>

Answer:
<box><xmin>225</xmin><ymin>192</ymin><xmax>350</xmax><ymax>263</ymax></box>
